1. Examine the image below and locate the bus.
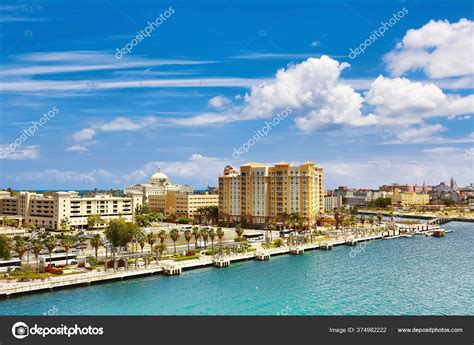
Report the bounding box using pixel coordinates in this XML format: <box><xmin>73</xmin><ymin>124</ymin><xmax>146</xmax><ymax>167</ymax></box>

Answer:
<box><xmin>243</xmin><ymin>232</ymin><xmax>264</xmax><ymax>242</ymax></box>
<box><xmin>40</xmin><ymin>253</ymin><xmax>78</xmax><ymax>267</ymax></box>
<box><xmin>0</xmin><ymin>258</ymin><xmax>21</xmax><ymax>273</ymax></box>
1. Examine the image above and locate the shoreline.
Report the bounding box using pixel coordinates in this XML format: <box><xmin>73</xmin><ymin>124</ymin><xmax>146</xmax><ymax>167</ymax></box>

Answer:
<box><xmin>1</xmin><ymin>233</ymin><xmax>389</xmax><ymax>299</ymax></box>
<box><xmin>357</xmin><ymin>210</ymin><xmax>474</xmax><ymax>222</ymax></box>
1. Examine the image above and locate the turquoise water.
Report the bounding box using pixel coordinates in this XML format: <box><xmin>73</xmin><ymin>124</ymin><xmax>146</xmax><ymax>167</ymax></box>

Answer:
<box><xmin>1</xmin><ymin>222</ymin><xmax>472</xmax><ymax>315</ymax></box>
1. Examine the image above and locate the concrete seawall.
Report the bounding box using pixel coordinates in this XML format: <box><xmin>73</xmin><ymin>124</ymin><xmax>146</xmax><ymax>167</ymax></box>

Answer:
<box><xmin>0</xmin><ymin>234</ymin><xmax>384</xmax><ymax>298</ymax></box>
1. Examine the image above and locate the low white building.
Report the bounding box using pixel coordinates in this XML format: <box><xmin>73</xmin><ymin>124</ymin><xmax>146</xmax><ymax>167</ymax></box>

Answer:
<box><xmin>0</xmin><ymin>191</ymin><xmax>141</xmax><ymax>231</ymax></box>
<box><xmin>324</xmin><ymin>194</ymin><xmax>343</xmax><ymax>211</ymax></box>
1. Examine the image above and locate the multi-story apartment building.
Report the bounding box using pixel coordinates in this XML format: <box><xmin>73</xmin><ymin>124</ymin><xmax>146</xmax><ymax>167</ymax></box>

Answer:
<box><xmin>0</xmin><ymin>191</ymin><xmax>140</xmax><ymax>230</ymax></box>
<box><xmin>148</xmin><ymin>193</ymin><xmax>218</xmax><ymax>219</ymax></box>
<box><xmin>218</xmin><ymin>161</ymin><xmax>324</xmax><ymax>228</ymax></box>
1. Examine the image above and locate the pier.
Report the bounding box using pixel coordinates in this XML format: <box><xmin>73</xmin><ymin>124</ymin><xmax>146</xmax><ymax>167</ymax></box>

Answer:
<box><xmin>255</xmin><ymin>252</ymin><xmax>270</xmax><ymax>260</ymax></box>
<box><xmin>0</xmin><ymin>232</ymin><xmax>426</xmax><ymax>298</ymax></box>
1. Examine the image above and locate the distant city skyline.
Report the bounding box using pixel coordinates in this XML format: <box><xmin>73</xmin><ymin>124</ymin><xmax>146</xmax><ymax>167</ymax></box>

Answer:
<box><xmin>1</xmin><ymin>1</ymin><xmax>473</xmax><ymax>190</ymax></box>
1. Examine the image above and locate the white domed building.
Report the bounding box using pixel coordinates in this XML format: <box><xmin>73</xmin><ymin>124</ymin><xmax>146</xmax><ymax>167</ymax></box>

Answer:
<box><xmin>148</xmin><ymin>171</ymin><xmax>171</xmax><ymax>186</ymax></box>
<box><xmin>124</xmin><ymin>168</ymin><xmax>193</xmax><ymax>203</ymax></box>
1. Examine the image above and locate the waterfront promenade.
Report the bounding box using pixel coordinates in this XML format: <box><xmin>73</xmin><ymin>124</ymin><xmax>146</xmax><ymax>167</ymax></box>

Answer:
<box><xmin>0</xmin><ymin>233</ymin><xmax>386</xmax><ymax>298</ymax></box>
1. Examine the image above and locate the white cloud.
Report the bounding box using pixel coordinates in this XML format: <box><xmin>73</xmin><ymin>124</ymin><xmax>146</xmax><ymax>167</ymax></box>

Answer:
<box><xmin>365</xmin><ymin>76</ymin><xmax>474</xmax><ymax>124</ymax></box>
<box><xmin>166</xmin><ymin>56</ymin><xmax>472</xmax><ymax>144</ymax></box>
<box><xmin>8</xmin><ymin>169</ymin><xmax>120</xmax><ymax>186</ymax></box>
<box><xmin>0</xmin><ymin>145</ymin><xmax>39</xmax><ymax>160</ymax></box>
<box><xmin>73</xmin><ymin>128</ymin><xmax>96</xmax><ymax>142</ymax></box>
<box><xmin>310</xmin><ymin>40</ymin><xmax>321</xmax><ymax>47</ymax></box>
<box><xmin>122</xmin><ymin>154</ymin><xmax>227</xmax><ymax>186</ymax></box>
<box><xmin>322</xmin><ymin>151</ymin><xmax>472</xmax><ymax>188</ymax></box>
<box><xmin>0</xmin><ymin>77</ymin><xmax>261</xmax><ymax>92</ymax></box>
<box><xmin>207</xmin><ymin>95</ymin><xmax>231</xmax><ymax>109</ymax></box>
<box><xmin>422</xmin><ymin>147</ymin><xmax>459</xmax><ymax>154</ymax></box>
<box><xmin>0</xmin><ymin>51</ymin><xmax>214</xmax><ymax>77</ymax></box>
<box><xmin>390</xmin><ymin>124</ymin><xmax>446</xmax><ymax>144</ymax></box>
<box><xmin>384</xmin><ymin>18</ymin><xmax>474</xmax><ymax>78</ymax></box>
<box><xmin>65</xmin><ymin>145</ymin><xmax>88</xmax><ymax>153</ymax></box>
<box><xmin>73</xmin><ymin>116</ymin><xmax>159</xmax><ymax>143</ymax></box>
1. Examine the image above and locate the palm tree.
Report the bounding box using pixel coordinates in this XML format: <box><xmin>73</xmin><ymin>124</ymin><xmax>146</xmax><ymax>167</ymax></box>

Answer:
<box><xmin>158</xmin><ymin>230</ymin><xmax>167</xmax><ymax>245</ymax></box>
<box><xmin>138</xmin><ymin>232</ymin><xmax>147</xmax><ymax>254</ymax></box>
<box><xmin>90</xmin><ymin>234</ymin><xmax>103</xmax><ymax>261</ymax></box>
<box><xmin>61</xmin><ymin>236</ymin><xmax>75</xmax><ymax>266</ymax></box>
<box><xmin>13</xmin><ymin>237</ymin><xmax>27</xmax><ymax>267</ymax></box>
<box><xmin>267</xmin><ymin>223</ymin><xmax>275</xmax><ymax>241</ymax></box>
<box><xmin>184</xmin><ymin>230</ymin><xmax>192</xmax><ymax>250</ymax></box>
<box><xmin>146</xmin><ymin>232</ymin><xmax>157</xmax><ymax>253</ymax></box>
<box><xmin>192</xmin><ymin>226</ymin><xmax>201</xmax><ymax>248</ymax></box>
<box><xmin>102</xmin><ymin>241</ymin><xmax>109</xmax><ymax>264</ymax></box>
<box><xmin>216</xmin><ymin>227</ymin><xmax>224</xmax><ymax>249</ymax></box>
<box><xmin>369</xmin><ymin>214</ymin><xmax>375</xmax><ymax>233</ymax></box>
<box><xmin>169</xmin><ymin>229</ymin><xmax>180</xmax><ymax>253</ymax></box>
<box><xmin>31</xmin><ymin>240</ymin><xmax>43</xmax><ymax>272</ymax></box>
<box><xmin>24</xmin><ymin>239</ymin><xmax>32</xmax><ymax>265</ymax></box>
<box><xmin>360</xmin><ymin>215</ymin><xmax>366</xmax><ymax>237</ymax></box>
<box><xmin>154</xmin><ymin>243</ymin><xmax>167</xmax><ymax>260</ymax></box>
<box><xmin>235</xmin><ymin>224</ymin><xmax>244</xmax><ymax>240</ymax></box>
<box><xmin>43</xmin><ymin>236</ymin><xmax>57</xmax><ymax>266</ymax></box>
<box><xmin>209</xmin><ymin>229</ymin><xmax>216</xmax><ymax>253</ymax></box>
<box><xmin>200</xmin><ymin>228</ymin><xmax>209</xmax><ymax>248</ymax></box>
<box><xmin>376</xmin><ymin>213</ymin><xmax>383</xmax><ymax>225</ymax></box>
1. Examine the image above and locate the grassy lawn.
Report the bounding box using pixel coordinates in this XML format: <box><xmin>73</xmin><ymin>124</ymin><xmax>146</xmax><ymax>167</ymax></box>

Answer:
<box><xmin>3</xmin><ymin>272</ymin><xmax>50</xmax><ymax>280</ymax></box>
<box><xmin>174</xmin><ymin>254</ymin><xmax>200</xmax><ymax>261</ymax></box>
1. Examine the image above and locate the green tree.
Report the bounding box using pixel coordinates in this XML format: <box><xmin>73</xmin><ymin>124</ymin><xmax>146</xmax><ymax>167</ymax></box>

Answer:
<box><xmin>90</xmin><ymin>234</ymin><xmax>103</xmax><ymax>261</ymax></box>
<box><xmin>235</xmin><ymin>224</ymin><xmax>244</xmax><ymax>239</ymax></box>
<box><xmin>138</xmin><ymin>231</ymin><xmax>147</xmax><ymax>253</ymax></box>
<box><xmin>376</xmin><ymin>213</ymin><xmax>383</xmax><ymax>225</ymax></box>
<box><xmin>200</xmin><ymin>228</ymin><xmax>209</xmax><ymax>248</ymax></box>
<box><xmin>31</xmin><ymin>240</ymin><xmax>43</xmax><ymax>272</ymax></box>
<box><xmin>60</xmin><ymin>236</ymin><xmax>75</xmax><ymax>266</ymax></box>
<box><xmin>87</xmin><ymin>214</ymin><xmax>106</xmax><ymax>230</ymax></box>
<box><xmin>43</xmin><ymin>236</ymin><xmax>57</xmax><ymax>266</ymax></box>
<box><xmin>158</xmin><ymin>230</ymin><xmax>167</xmax><ymax>245</ymax></box>
<box><xmin>146</xmin><ymin>232</ymin><xmax>157</xmax><ymax>252</ymax></box>
<box><xmin>192</xmin><ymin>226</ymin><xmax>201</xmax><ymax>248</ymax></box>
<box><xmin>104</xmin><ymin>219</ymin><xmax>140</xmax><ymax>253</ymax></box>
<box><xmin>13</xmin><ymin>237</ymin><xmax>27</xmax><ymax>266</ymax></box>
<box><xmin>184</xmin><ymin>230</ymin><xmax>192</xmax><ymax>250</ymax></box>
<box><xmin>60</xmin><ymin>217</ymin><xmax>70</xmax><ymax>230</ymax></box>
<box><xmin>0</xmin><ymin>235</ymin><xmax>12</xmax><ymax>260</ymax></box>
<box><xmin>154</xmin><ymin>243</ymin><xmax>167</xmax><ymax>260</ymax></box>
<box><xmin>216</xmin><ymin>227</ymin><xmax>224</xmax><ymax>248</ymax></box>
<box><xmin>169</xmin><ymin>229</ymin><xmax>180</xmax><ymax>253</ymax></box>
<box><xmin>208</xmin><ymin>229</ymin><xmax>216</xmax><ymax>253</ymax></box>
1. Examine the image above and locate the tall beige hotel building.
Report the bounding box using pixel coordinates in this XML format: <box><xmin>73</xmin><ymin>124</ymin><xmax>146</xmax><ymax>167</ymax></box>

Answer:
<box><xmin>218</xmin><ymin>161</ymin><xmax>324</xmax><ymax>228</ymax></box>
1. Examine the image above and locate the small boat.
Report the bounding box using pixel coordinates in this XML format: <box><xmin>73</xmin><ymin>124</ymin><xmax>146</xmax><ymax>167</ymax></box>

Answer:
<box><xmin>432</xmin><ymin>229</ymin><xmax>446</xmax><ymax>238</ymax></box>
<box><xmin>383</xmin><ymin>235</ymin><xmax>402</xmax><ymax>240</ymax></box>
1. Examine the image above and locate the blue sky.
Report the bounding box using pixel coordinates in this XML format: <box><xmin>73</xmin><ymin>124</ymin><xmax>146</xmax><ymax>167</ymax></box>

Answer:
<box><xmin>0</xmin><ymin>0</ymin><xmax>473</xmax><ymax>190</ymax></box>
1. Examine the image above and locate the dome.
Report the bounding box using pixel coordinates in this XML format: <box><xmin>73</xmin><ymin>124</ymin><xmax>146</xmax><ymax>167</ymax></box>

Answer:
<box><xmin>150</xmin><ymin>172</ymin><xmax>169</xmax><ymax>180</ymax></box>
<box><xmin>148</xmin><ymin>169</ymin><xmax>170</xmax><ymax>186</ymax></box>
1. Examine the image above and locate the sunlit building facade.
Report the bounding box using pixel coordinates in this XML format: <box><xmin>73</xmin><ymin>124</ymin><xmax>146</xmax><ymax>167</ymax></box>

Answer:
<box><xmin>218</xmin><ymin>162</ymin><xmax>324</xmax><ymax>228</ymax></box>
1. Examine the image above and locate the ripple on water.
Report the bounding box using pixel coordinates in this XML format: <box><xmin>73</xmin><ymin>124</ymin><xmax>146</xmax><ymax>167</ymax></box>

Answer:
<box><xmin>0</xmin><ymin>222</ymin><xmax>472</xmax><ymax>315</ymax></box>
